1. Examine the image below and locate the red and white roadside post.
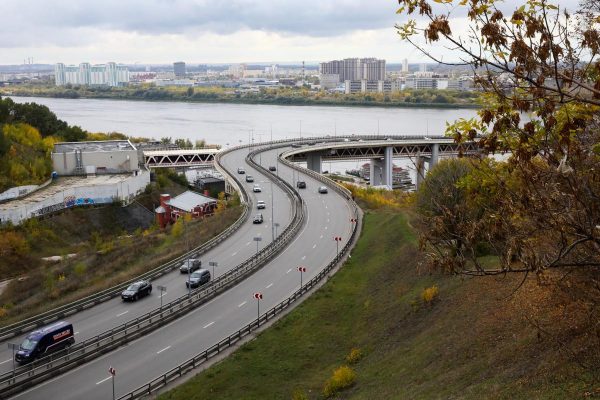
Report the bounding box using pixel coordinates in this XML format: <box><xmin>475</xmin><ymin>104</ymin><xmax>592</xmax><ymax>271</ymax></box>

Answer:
<box><xmin>253</xmin><ymin>292</ymin><xmax>263</xmax><ymax>322</ymax></box>
<box><xmin>334</xmin><ymin>236</ymin><xmax>342</xmax><ymax>256</ymax></box>
<box><xmin>109</xmin><ymin>366</ymin><xmax>116</xmax><ymax>400</ymax></box>
<box><xmin>297</xmin><ymin>266</ymin><xmax>307</xmax><ymax>287</ymax></box>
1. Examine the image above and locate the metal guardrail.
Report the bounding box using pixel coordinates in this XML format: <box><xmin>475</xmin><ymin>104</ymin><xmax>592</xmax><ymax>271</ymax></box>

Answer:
<box><xmin>0</xmin><ymin>147</ymin><xmax>250</xmax><ymax>343</ymax></box>
<box><xmin>117</xmin><ymin>148</ymin><xmax>361</xmax><ymax>399</ymax></box>
<box><xmin>0</xmin><ymin>143</ymin><xmax>306</xmax><ymax>398</ymax></box>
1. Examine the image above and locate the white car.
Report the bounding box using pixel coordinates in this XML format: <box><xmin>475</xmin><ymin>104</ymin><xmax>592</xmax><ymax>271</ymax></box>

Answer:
<box><xmin>257</xmin><ymin>200</ymin><xmax>266</xmax><ymax>209</ymax></box>
<box><xmin>253</xmin><ymin>185</ymin><xmax>262</xmax><ymax>193</ymax></box>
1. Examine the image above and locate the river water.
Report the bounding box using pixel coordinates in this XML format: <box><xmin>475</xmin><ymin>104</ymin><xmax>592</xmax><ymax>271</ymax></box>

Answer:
<box><xmin>8</xmin><ymin>96</ymin><xmax>478</xmax><ymax>174</ymax></box>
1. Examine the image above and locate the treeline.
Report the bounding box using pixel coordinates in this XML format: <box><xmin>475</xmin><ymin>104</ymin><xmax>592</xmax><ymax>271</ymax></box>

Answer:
<box><xmin>4</xmin><ymin>84</ymin><xmax>480</xmax><ymax>108</ymax></box>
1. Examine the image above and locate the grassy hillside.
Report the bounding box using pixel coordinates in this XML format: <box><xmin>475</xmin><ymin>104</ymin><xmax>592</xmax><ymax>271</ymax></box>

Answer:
<box><xmin>159</xmin><ymin>209</ymin><xmax>593</xmax><ymax>400</ymax></box>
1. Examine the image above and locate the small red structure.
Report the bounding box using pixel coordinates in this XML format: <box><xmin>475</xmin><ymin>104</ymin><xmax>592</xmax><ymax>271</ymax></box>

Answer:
<box><xmin>155</xmin><ymin>190</ymin><xmax>217</xmax><ymax>228</ymax></box>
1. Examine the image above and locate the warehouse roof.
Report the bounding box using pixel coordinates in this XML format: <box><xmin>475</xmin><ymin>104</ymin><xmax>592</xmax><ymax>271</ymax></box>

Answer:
<box><xmin>163</xmin><ymin>190</ymin><xmax>216</xmax><ymax>213</ymax></box>
<box><xmin>53</xmin><ymin>140</ymin><xmax>136</xmax><ymax>153</ymax></box>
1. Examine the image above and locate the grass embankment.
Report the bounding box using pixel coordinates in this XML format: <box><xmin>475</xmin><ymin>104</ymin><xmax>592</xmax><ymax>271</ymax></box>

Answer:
<box><xmin>0</xmin><ymin>178</ymin><xmax>242</xmax><ymax>326</ymax></box>
<box><xmin>160</xmin><ymin>204</ymin><xmax>592</xmax><ymax>398</ymax></box>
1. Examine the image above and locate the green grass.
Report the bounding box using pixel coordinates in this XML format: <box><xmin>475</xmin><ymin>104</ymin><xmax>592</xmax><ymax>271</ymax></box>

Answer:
<box><xmin>159</xmin><ymin>210</ymin><xmax>592</xmax><ymax>400</ymax></box>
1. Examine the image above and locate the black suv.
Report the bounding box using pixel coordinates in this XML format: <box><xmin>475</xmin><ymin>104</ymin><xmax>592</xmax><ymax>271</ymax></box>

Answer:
<box><xmin>121</xmin><ymin>280</ymin><xmax>152</xmax><ymax>301</ymax></box>
<box><xmin>297</xmin><ymin>181</ymin><xmax>306</xmax><ymax>189</ymax></box>
<box><xmin>186</xmin><ymin>269</ymin><xmax>211</xmax><ymax>288</ymax></box>
<box><xmin>246</xmin><ymin>175</ymin><xmax>254</xmax><ymax>182</ymax></box>
<box><xmin>180</xmin><ymin>259</ymin><xmax>201</xmax><ymax>274</ymax></box>
<box><xmin>237</xmin><ymin>167</ymin><xmax>245</xmax><ymax>174</ymax></box>
<box><xmin>269</xmin><ymin>166</ymin><xmax>277</xmax><ymax>171</ymax></box>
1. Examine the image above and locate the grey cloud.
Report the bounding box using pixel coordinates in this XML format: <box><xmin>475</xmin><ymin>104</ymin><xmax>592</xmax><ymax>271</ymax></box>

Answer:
<box><xmin>0</xmin><ymin>0</ymin><xmax>398</xmax><ymax>47</ymax></box>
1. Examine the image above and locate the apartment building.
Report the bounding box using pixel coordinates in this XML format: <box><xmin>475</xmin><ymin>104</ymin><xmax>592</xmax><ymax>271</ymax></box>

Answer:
<box><xmin>55</xmin><ymin>62</ymin><xmax>129</xmax><ymax>87</ymax></box>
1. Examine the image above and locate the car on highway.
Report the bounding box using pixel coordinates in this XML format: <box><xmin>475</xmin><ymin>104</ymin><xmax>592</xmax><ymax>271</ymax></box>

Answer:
<box><xmin>179</xmin><ymin>258</ymin><xmax>202</xmax><ymax>274</ymax></box>
<box><xmin>268</xmin><ymin>166</ymin><xmax>276</xmax><ymax>171</ymax></box>
<box><xmin>237</xmin><ymin>167</ymin><xmax>246</xmax><ymax>174</ymax></box>
<box><xmin>297</xmin><ymin>181</ymin><xmax>306</xmax><ymax>189</ymax></box>
<box><xmin>121</xmin><ymin>280</ymin><xmax>152</xmax><ymax>301</ymax></box>
<box><xmin>253</xmin><ymin>213</ymin><xmax>264</xmax><ymax>224</ymax></box>
<box><xmin>257</xmin><ymin>200</ymin><xmax>266</xmax><ymax>209</ymax></box>
<box><xmin>245</xmin><ymin>175</ymin><xmax>254</xmax><ymax>182</ymax></box>
<box><xmin>15</xmin><ymin>321</ymin><xmax>75</xmax><ymax>364</ymax></box>
<box><xmin>185</xmin><ymin>269</ymin><xmax>211</xmax><ymax>289</ymax></box>
<box><xmin>318</xmin><ymin>186</ymin><xmax>328</xmax><ymax>194</ymax></box>
<box><xmin>253</xmin><ymin>184</ymin><xmax>262</xmax><ymax>192</ymax></box>
<box><xmin>291</xmin><ymin>143</ymin><xmax>302</xmax><ymax>148</ymax></box>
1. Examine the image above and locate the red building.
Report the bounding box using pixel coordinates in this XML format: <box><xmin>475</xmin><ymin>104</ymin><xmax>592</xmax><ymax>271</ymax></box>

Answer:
<box><xmin>155</xmin><ymin>190</ymin><xmax>217</xmax><ymax>228</ymax></box>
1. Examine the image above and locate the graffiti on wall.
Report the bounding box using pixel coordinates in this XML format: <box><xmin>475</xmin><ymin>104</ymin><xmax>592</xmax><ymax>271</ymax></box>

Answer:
<box><xmin>32</xmin><ymin>197</ymin><xmax>108</xmax><ymax>218</ymax></box>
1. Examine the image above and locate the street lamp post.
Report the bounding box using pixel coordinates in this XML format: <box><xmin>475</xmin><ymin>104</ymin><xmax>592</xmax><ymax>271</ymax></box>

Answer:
<box><xmin>270</xmin><ymin>181</ymin><xmax>275</xmax><ymax>242</ymax></box>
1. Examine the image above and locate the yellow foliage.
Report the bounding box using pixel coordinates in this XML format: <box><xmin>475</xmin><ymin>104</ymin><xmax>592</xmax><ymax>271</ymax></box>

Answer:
<box><xmin>346</xmin><ymin>347</ymin><xmax>362</xmax><ymax>364</ymax></box>
<box><xmin>343</xmin><ymin>184</ymin><xmax>411</xmax><ymax>210</ymax></box>
<box><xmin>422</xmin><ymin>285</ymin><xmax>439</xmax><ymax>304</ymax></box>
<box><xmin>323</xmin><ymin>365</ymin><xmax>356</xmax><ymax>398</ymax></box>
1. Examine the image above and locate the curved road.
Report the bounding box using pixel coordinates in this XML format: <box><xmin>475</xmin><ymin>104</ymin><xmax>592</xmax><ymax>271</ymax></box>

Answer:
<box><xmin>13</xmin><ymin>144</ymin><xmax>354</xmax><ymax>400</ymax></box>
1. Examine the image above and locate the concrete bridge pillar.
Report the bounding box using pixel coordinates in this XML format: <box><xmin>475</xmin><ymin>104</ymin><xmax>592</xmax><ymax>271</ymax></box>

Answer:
<box><xmin>383</xmin><ymin>146</ymin><xmax>393</xmax><ymax>188</ymax></box>
<box><xmin>416</xmin><ymin>156</ymin><xmax>426</xmax><ymax>189</ymax></box>
<box><xmin>430</xmin><ymin>143</ymin><xmax>439</xmax><ymax>169</ymax></box>
<box><xmin>306</xmin><ymin>153</ymin><xmax>322</xmax><ymax>173</ymax></box>
<box><xmin>370</xmin><ymin>159</ymin><xmax>383</xmax><ymax>186</ymax></box>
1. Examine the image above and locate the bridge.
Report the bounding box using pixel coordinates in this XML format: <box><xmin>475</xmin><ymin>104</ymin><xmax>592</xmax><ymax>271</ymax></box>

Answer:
<box><xmin>143</xmin><ymin>148</ymin><xmax>219</xmax><ymax>168</ymax></box>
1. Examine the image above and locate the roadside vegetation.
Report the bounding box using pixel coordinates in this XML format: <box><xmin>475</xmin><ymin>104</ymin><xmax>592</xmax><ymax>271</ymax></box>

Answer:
<box><xmin>160</xmin><ymin>187</ymin><xmax>594</xmax><ymax>399</ymax></box>
<box><xmin>0</xmin><ymin>171</ymin><xmax>242</xmax><ymax>326</ymax></box>
<box><xmin>3</xmin><ymin>84</ymin><xmax>480</xmax><ymax>108</ymax></box>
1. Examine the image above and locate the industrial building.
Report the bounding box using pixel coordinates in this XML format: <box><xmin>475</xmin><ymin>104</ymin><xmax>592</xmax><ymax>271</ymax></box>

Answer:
<box><xmin>54</xmin><ymin>62</ymin><xmax>129</xmax><ymax>87</ymax></box>
<box><xmin>52</xmin><ymin>140</ymin><xmax>141</xmax><ymax>176</ymax></box>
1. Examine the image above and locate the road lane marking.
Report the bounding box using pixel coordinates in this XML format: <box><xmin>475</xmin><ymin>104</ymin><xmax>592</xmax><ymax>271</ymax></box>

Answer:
<box><xmin>301</xmin><ymin>256</ymin><xmax>306</xmax><ymax>260</ymax></box>
<box><xmin>157</xmin><ymin>293</ymin><xmax>167</xmax><ymax>298</ymax></box>
<box><xmin>96</xmin><ymin>376</ymin><xmax>112</xmax><ymax>385</ymax></box>
<box><xmin>246</xmin><ymin>241</ymin><xmax>251</xmax><ymax>246</ymax></box>
<box><xmin>0</xmin><ymin>359</ymin><xmax>12</xmax><ymax>365</ymax></box>
<box><xmin>116</xmin><ymin>311</ymin><xmax>129</xmax><ymax>317</ymax></box>
<box><xmin>238</xmin><ymin>301</ymin><xmax>247</xmax><ymax>307</ymax></box>
<box><xmin>74</xmin><ymin>331</ymin><xmax>80</xmax><ymax>335</ymax></box>
<box><xmin>156</xmin><ymin>345</ymin><xmax>171</xmax><ymax>354</ymax></box>
<box><xmin>320</xmin><ymin>235</ymin><xmax>323</xmax><ymax>239</ymax></box>
<box><xmin>312</xmin><ymin>244</ymin><xmax>317</xmax><ymax>249</ymax></box>
<box><xmin>266</xmin><ymin>283</ymin><xmax>273</xmax><ymax>289</ymax></box>
<box><xmin>203</xmin><ymin>322</ymin><xmax>215</xmax><ymax>329</ymax></box>
<box><xmin>286</xmin><ymin>268</ymin><xmax>292</xmax><ymax>274</ymax></box>
<box><xmin>327</xmin><ymin>219</ymin><xmax>330</xmax><ymax>223</ymax></box>
<box><xmin>232</xmin><ymin>251</ymin><xmax>238</xmax><ymax>256</ymax></box>
<box><xmin>325</xmin><ymin>226</ymin><xmax>328</xmax><ymax>230</ymax></box>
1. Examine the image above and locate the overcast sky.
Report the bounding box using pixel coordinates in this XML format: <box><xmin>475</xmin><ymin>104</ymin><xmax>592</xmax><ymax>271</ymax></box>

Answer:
<box><xmin>0</xmin><ymin>0</ymin><xmax>581</xmax><ymax>65</ymax></box>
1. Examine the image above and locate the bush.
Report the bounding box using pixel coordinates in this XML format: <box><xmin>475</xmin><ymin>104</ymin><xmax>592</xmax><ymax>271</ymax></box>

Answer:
<box><xmin>346</xmin><ymin>347</ymin><xmax>362</xmax><ymax>364</ymax></box>
<box><xmin>323</xmin><ymin>365</ymin><xmax>356</xmax><ymax>398</ymax></box>
<box><xmin>422</xmin><ymin>285</ymin><xmax>439</xmax><ymax>304</ymax></box>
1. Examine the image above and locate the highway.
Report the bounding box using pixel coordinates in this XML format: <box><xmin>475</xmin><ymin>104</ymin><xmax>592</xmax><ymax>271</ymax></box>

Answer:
<box><xmin>0</xmin><ymin>146</ymin><xmax>294</xmax><ymax>375</ymax></box>
<box><xmin>11</xmin><ymin>144</ymin><xmax>354</xmax><ymax>399</ymax></box>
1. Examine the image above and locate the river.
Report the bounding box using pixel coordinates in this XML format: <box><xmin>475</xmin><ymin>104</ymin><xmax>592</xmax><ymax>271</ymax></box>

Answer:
<box><xmin>8</xmin><ymin>96</ymin><xmax>478</xmax><ymax>174</ymax></box>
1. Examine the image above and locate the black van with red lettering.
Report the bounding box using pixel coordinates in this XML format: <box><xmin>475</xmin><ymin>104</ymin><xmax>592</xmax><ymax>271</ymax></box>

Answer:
<box><xmin>15</xmin><ymin>321</ymin><xmax>75</xmax><ymax>364</ymax></box>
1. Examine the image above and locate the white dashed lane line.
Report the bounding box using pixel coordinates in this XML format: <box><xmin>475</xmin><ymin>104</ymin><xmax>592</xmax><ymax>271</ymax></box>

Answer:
<box><xmin>96</xmin><ymin>376</ymin><xmax>112</xmax><ymax>385</ymax></box>
<box><xmin>246</xmin><ymin>242</ymin><xmax>251</xmax><ymax>246</ymax></box>
<box><xmin>286</xmin><ymin>268</ymin><xmax>292</xmax><ymax>274</ymax></box>
<box><xmin>266</xmin><ymin>283</ymin><xmax>273</xmax><ymax>289</ymax></box>
<box><xmin>320</xmin><ymin>235</ymin><xmax>323</xmax><ymax>239</ymax></box>
<box><xmin>301</xmin><ymin>256</ymin><xmax>306</xmax><ymax>260</ymax></box>
<box><xmin>116</xmin><ymin>311</ymin><xmax>128</xmax><ymax>317</ymax></box>
<box><xmin>156</xmin><ymin>345</ymin><xmax>171</xmax><ymax>354</ymax></box>
<box><xmin>312</xmin><ymin>244</ymin><xmax>317</xmax><ymax>249</ymax></box>
<box><xmin>203</xmin><ymin>322</ymin><xmax>215</xmax><ymax>329</ymax></box>
<box><xmin>0</xmin><ymin>359</ymin><xmax>12</xmax><ymax>365</ymax></box>
<box><xmin>238</xmin><ymin>301</ymin><xmax>247</xmax><ymax>308</ymax></box>
<box><xmin>232</xmin><ymin>251</ymin><xmax>238</xmax><ymax>256</ymax></box>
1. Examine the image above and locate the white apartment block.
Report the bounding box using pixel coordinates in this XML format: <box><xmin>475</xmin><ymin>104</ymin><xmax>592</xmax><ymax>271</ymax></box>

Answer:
<box><xmin>344</xmin><ymin>79</ymin><xmax>400</xmax><ymax>94</ymax></box>
<box><xmin>319</xmin><ymin>58</ymin><xmax>386</xmax><ymax>83</ymax></box>
<box><xmin>55</xmin><ymin>62</ymin><xmax>129</xmax><ymax>87</ymax></box>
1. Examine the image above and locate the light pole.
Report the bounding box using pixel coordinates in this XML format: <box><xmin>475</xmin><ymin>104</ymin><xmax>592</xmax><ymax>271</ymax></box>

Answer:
<box><xmin>253</xmin><ymin>236</ymin><xmax>262</xmax><ymax>254</ymax></box>
<box><xmin>270</xmin><ymin>180</ymin><xmax>275</xmax><ymax>242</ymax></box>
<box><xmin>297</xmin><ymin>266</ymin><xmax>306</xmax><ymax>288</ymax></box>
<box><xmin>334</xmin><ymin>236</ymin><xmax>342</xmax><ymax>257</ymax></box>
<box><xmin>7</xmin><ymin>343</ymin><xmax>17</xmax><ymax>374</ymax></box>
<box><xmin>209</xmin><ymin>261</ymin><xmax>218</xmax><ymax>277</ymax></box>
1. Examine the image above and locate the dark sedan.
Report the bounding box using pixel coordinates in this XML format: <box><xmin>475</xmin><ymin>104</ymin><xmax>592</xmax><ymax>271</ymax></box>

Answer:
<box><xmin>121</xmin><ymin>280</ymin><xmax>152</xmax><ymax>301</ymax></box>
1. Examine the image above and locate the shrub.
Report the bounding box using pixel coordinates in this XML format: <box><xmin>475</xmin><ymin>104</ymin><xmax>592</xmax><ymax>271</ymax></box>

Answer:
<box><xmin>346</xmin><ymin>347</ymin><xmax>362</xmax><ymax>364</ymax></box>
<box><xmin>72</xmin><ymin>262</ymin><xmax>87</xmax><ymax>276</ymax></box>
<box><xmin>323</xmin><ymin>365</ymin><xmax>356</xmax><ymax>398</ymax></box>
<box><xmin>422</xmin><ymin>285</ymin><xmax>439</xmax><ymax>304</ymax></box>
<box><xmin>291</xmin><ymin>388</ymin><xmax>308</xmax><ymax>400</ymax></box>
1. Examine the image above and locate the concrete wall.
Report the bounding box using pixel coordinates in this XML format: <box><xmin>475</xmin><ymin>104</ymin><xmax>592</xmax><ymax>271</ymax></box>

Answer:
<box><xmin>52</xmin><ymin>148</ymin><xmax>139</xmax><ymax>176</ymax></box>
<box><xmin>0</xmin><ymin>170</ymin><xmax>150</xmax><ymax>225</ymax></box>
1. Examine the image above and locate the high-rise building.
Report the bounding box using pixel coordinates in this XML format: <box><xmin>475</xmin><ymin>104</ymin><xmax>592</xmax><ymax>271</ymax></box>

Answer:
<box><xmin>173</xmin><ymin>62</ymin><xmax>186</xmax><ymax>77</ymax></box>
<box><xmin>402</xmin><ymin>59</ymin><xmax>409</xmax><ymax>73</ymax></box>
<box><xmin>55</xmin><ymin>62</ymin><xmax>129</xmax><ymax>87</ymax></box>
<box><xmin>319</xmin><ymin>58</ymin><xmax>386</xmax><ymax>83</ymax></box>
